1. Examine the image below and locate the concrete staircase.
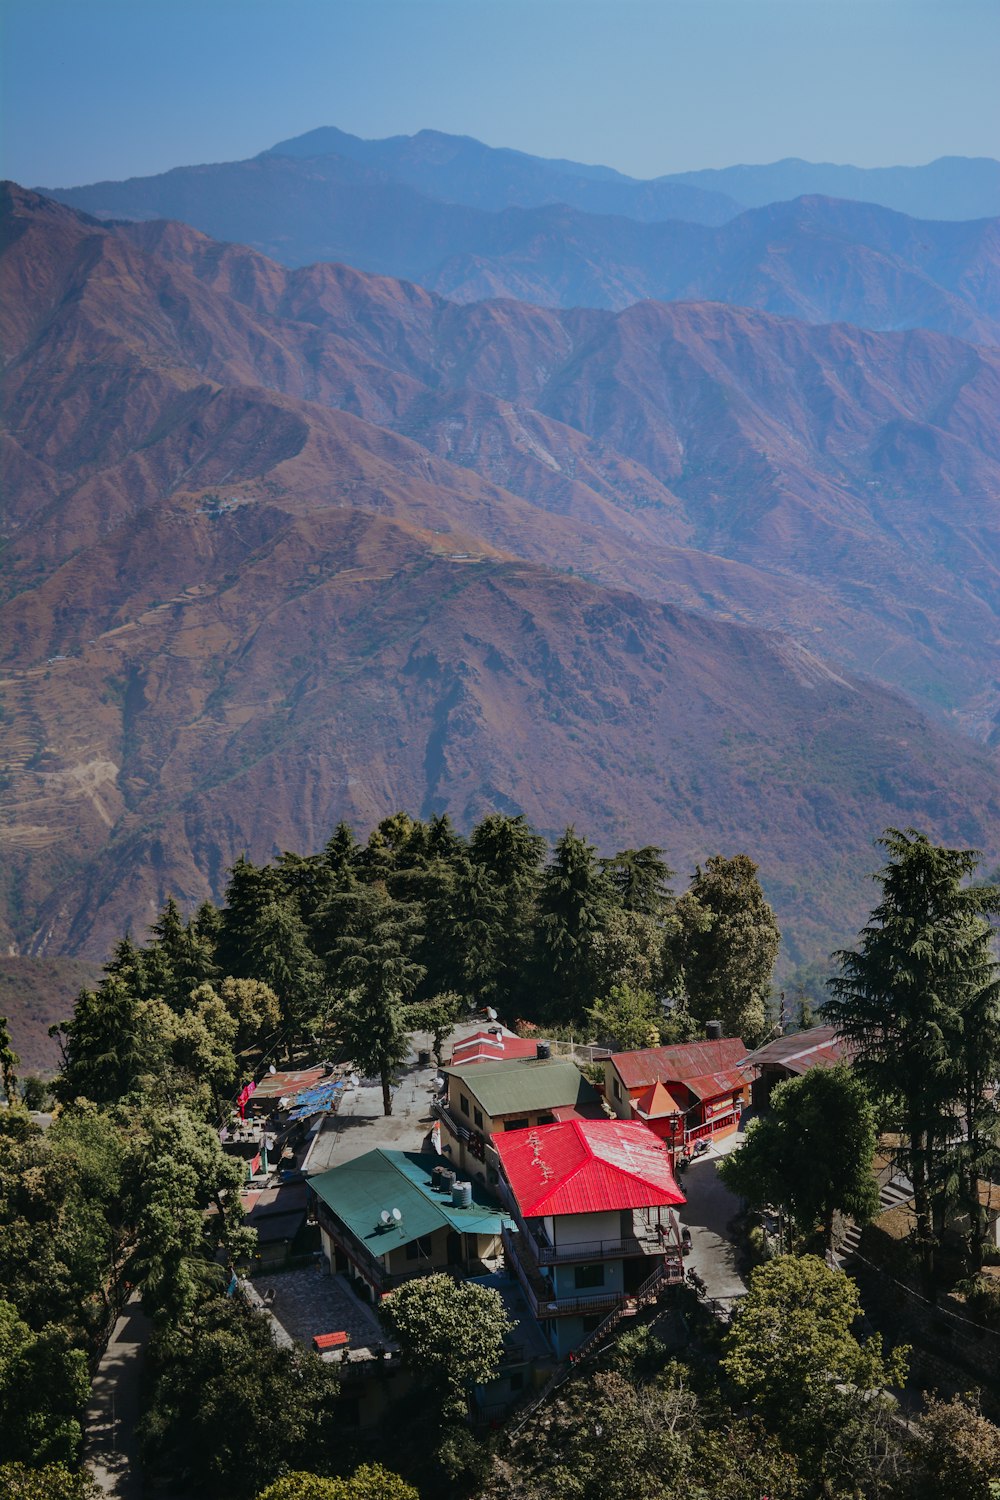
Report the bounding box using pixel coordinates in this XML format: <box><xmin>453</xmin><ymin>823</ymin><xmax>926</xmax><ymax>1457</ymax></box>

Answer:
<box><xmin>838</xmin><ymin>1180</ymin><xmax>912</xmax><ymax>1263</ymax></box>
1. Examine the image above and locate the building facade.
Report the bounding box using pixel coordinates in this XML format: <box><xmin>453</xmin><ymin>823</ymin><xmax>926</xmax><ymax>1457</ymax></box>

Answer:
<box><xmin>605</xmin><ymin>1039</ymin><xmax>749</xmax><ymax>1157</ymax></box>
<box><xmin>494</xmin><ymin>1117</ymin><xmax>686</xmax><ymax>1357</ymax></box>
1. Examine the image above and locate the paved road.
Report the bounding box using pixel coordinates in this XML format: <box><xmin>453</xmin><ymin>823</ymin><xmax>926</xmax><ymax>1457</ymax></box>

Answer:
<box><xmin>84</xmin><ymin>1293</ymin><xmax>150</xmax><ymax>1499</ymax></box>
<box><xmin>679</xmin><ymin>1136</ymin><xmax>749</xmax><ymax>1305</ymax></box>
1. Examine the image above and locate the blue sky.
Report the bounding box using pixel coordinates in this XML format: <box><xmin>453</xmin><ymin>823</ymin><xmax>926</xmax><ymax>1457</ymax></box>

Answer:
<box><xmin>2</xmin><ymin>0</ymin><xmax>997</xmax><ymax>188</ymax></box>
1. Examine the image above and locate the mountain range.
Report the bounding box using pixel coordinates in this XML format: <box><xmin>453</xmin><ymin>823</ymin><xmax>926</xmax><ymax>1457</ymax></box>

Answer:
<box><xmin>43</xmin><ymin>135</ymin><xmax>1000</xmax><ymax>342</ymax></box>
<box><xmin>2</xmin><ymin>183</ymin><xmax>999</xmax><ymax>992</ymax></box>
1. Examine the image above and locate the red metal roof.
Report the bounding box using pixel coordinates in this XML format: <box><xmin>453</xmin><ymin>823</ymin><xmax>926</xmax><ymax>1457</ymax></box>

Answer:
<box><xmin>448</xmin><ymin>1030</ymin><xmax>539</xmax><ymax>1066</ymax></box>
<box><xmin>494</xmin><ymin>1117</ymin><xmax>686</xmax><ymax>1218</ymax></box>
<box><xmin>612</xmin><ymin>1039</ymin><xmax>748</xmax><ymax>1093</ymax></box>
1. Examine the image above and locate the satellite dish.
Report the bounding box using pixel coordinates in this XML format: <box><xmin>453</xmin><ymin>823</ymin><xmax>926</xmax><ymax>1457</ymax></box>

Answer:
<box><xmin>380</xmin><ymin>1211</ymin><xmax>391</xmax><ymax>1225</ymax></box>
<box><xmin>486</xmin><ymin>1007</ymin><xmax>498</xmax><ymax>1021</ymax></box>
<box><xmin>268</xmin><ymin>1064</ymin><xmax>276</xmax><ymax>1075</ymax></box>
<box><xmin>391</xmin><ymin>1208</ymin><xmax>402</xmax><ymax>1223</ymax></box>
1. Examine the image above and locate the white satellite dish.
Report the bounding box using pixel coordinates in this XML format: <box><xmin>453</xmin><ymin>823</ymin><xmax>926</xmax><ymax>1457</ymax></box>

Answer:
<box><xmin>391</xmin><ymin>1208</ymin><xmax>402</xmax><ymax>1223</ymax></box>
<box><xmin>486</xmin><ymin>1007</ymin><xmax>498</xmax><ymax>1021</ymax></box>
<box><xmin>268</xmin><ymin>1064</ymin><xmax>276</xmax><ymax>1074</ymax></box>
<box><xmin>380</xmin><ymin>1210</ymin><xmax>391</xmax><ymax>1225</ymax></box>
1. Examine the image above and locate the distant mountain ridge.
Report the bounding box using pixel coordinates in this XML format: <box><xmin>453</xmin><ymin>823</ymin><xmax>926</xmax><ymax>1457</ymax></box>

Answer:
<box><xmin>271</xmin><ymin>129</ymin><xmax>1000</xmax><ymax>224</ymax></box>
<box><xmin>666</xmin><ymin>155</ymin><xmax>1000</xmax><ymax>223</ymax></box>
<box><xmin>2</xmin><ymin>186</ymin><xmax>999</xmax><ymax>978</ymax></box>
<box><xmin>43</xmin><ymin>152</ymin><xmax>1000</xmax><ymax>342</ymax></box>
<box><xmin>268</xmin><ymin>125</ymin><xmax>743</xmax><ymax>224</ymax></box>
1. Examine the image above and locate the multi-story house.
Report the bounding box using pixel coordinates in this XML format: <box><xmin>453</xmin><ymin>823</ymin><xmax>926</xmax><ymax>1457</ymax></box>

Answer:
<box><xmin>435</xmin><ymin>1055</ymin><xmax>604</xmax><ymax>1186</ymax></box>
<box><xmin>494</xmin><ymin>1117</ymin><xmax>686</xmax><ymax>1357</ymax></box>
<box><xmin>308</xmin><ymin>1148</ymin><xmax>513</xmax><ymax>1303</ymax></box>
<box><xmin>605</xmin><ymin>1038</ymin><xmax>749</xmax><ymax>1158</ymax></box>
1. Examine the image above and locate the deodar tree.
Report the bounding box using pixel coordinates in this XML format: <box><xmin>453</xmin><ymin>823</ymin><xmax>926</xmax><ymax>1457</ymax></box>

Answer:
<box><xmin>829</xmin><ymin>828</ymin><xmax>1000</xmax><ymax>1278</ymax></box>
<box><xmin>669</xmin><ymin>853</ymin><xmax>779</xmax><ymax>1043</ymax></box>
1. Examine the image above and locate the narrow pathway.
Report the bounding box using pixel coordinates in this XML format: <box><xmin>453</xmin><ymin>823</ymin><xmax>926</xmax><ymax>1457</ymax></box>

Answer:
<box><xmin>679</xmin><ymin>1140</ymin><xmax>749</xmax><ymax>1308</ymax></box>
<box><xmin>83</xmin><ymin>1293</ymin><xmax>151</xmax><ymax>1499</ymax></box>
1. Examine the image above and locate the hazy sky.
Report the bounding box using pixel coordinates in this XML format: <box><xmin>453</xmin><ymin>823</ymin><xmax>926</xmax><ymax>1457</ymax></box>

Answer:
<box><xmin>2</xmin><ymin>0</ymin><xmax>997</xmax><ymax>188</ymax></box>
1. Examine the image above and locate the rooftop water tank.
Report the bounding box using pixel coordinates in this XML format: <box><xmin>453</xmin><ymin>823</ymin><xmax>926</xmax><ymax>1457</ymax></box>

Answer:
<box><xmin>706</xmin><ymin>1020</ymin><xmax>723</xmax><ymax>1041</ymax></box>
<box><xmin>452</xmin><ymin>1180</ymin><xmax>473</xmax><ymax>1209</ymax></box>
<box><xmin>536</xmin><ymin>1040</ymin><xmax>551</xmax><ymax>1060</ymax></box>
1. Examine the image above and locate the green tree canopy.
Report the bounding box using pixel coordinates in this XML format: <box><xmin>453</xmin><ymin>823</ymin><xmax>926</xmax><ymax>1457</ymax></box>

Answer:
<box><xmin>255</xmin><ymin>1467</ymin><xmax>419</xmax><ymax>1500</ymax></box>
<box><xmin>668</xmin><ymin>854</ymin><xmax>779</xmax><ymax>1043</ymax></box>
<box><xmin>586</xmin><ymin>982</ymin><xmax>661</xmax><ymax>1051</ymax></box>
<box><xmin>0</xmin><ymin>1463</ymin><xmax>101</xmax><ymax>1500</ymax></box>
<box><xmin>329</xmin><ymin>887</ymin><xmax>424</xmax><ymax>1115</ymax></box>
<box><xmin>722</xmin><ymin>1254</ymin><xmax>907</xmax><ymax>1420</ymax></box>
<box><xmin>828</xmin><ymin>828</ymin><xmax>1000</xmax><ymax>1276</ymax></box>
<box><xmin>138</xmin><ymin>1297</ymin><xmax>340</xmax><ymax>1500</ymax></box>
<box><xmin>718</xmin><ymin>1064</ymin><xmax>879</xmax><ymax>1249</ymax></box>
<box><xmin>536</xmin><ymin>827</ymin><xmax>614</xmax><ymax>1022</ymax></box>
<box><xmin>381</xmin><ymin>1273</ymin><xmax>513</xmax><ymax>1420</ymax></box>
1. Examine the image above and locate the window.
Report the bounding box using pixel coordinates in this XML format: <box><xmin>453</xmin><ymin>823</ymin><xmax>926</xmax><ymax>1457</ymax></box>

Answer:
<box><xmin>405</xmin><ymin>1235</ymin><xmax>433</xmax><ymax>1261</ymax></box>
<box><xmin>538</xmin><ymin>1113</ymin><xmax>556</xmax><ymax>1124</ymax></box>
<box><xmin>504</xmin><ymin>1118</ymin><xmax>528</xmax><ymax>1131</ymax></box>
<box><xmin>574</xmin><ymin>1263</ymin><xmax>605</xmax><ymax>1290</ymax></box>
<box><xmin>473</xmin><ymin>1107</ymin><xmax>484</xmax><ymax>1128</ymax></box>
<box><xmin>509</xmin><ymin>1371</ymin><xmax>525</xmax><ymax>1392</ymax></box>
<box><xmin>460</xmin><ymin>1094</ymin><xmax>470</xmax><ymax>1117</ymax></box>
<box><xmin>581</xmin><ymin>1314</ymin><xmax>603</xmax><ymax>1334</ymax></box>
<box><xmin>613</xmin><ymin>1077</ymin><xmax>622</xmax><ymax>1100</ymax></box>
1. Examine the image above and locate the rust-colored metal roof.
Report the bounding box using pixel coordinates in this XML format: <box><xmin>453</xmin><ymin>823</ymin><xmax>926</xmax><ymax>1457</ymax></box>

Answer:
<box><xmin>612</xmin><ymin>1039</ymin><xmax>748</xmax><ymax>1092</ymax></box>
<box><xmin>745</xmin><ymin>1027</ymin><xmax>852</xmax><ymax>1074</ymax></box>
<box><xmin>680</xmin><ymin>1068</ymin><xmax>749</xmax><ymax>1102</ymax></box>
<box><xmin>494</xmin><ymin>1117</ymin><xmax>686</xmax><ymax>1218</ymax></box>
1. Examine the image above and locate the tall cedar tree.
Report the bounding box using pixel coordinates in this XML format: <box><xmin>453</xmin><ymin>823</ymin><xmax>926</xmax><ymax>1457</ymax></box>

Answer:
<box><xmin>829</xmin><ymin>828</ymin><xmax>1000</xmax><ymax>1279</ymax></box>
<box><xmin>469</xmin><ymin>814</ymin><xmax>546</xmax><ymax>1014</ymax></box>
<box><xmin>331</xmin><ymin>887</ymin><xmax>425</xmax><ymax>1115</ymax></box>
<box><xmin>670</xmin><ymin>853</ymin><xmax>779</xmax><ymax>1042</ymax></box>
<box><xmin>600</xmin><ymin>846</ymin><xmax>673</xmax><ymax>916</ymax></box>
<box><xmin>0</xmin><ymin>1015</ymin><xmax>19</xmax><ymax>1106</ymax></box>
<box><xmin>536</xmin><ymin>827</ymin><xmax>614</xmax><ymax>1022</ymax></box>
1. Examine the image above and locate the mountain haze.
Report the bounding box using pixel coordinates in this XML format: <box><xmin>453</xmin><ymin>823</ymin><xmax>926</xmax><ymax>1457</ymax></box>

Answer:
<box><xmin>44</xmin><ymin>151</ymin><xmax>1000</xmax><ymax>344</ymax></box>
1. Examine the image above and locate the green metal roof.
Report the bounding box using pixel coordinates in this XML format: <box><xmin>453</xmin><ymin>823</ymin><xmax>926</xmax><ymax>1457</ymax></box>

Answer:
<box><xmin>308</xmin><ymin>1149</ymin><xmax>514</xmax><ymax>1251</ymax></box>
<box><xmin>445</xmin><ymin>1057</ymin><xmax>601</xmax><ymax>1118</ymax></box>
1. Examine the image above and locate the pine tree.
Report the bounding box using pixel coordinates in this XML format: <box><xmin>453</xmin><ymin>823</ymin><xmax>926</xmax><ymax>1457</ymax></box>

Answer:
<box><xmin>536</xmin><ymin>827</ymin><xmax>614</xmax><ymax>1023</ymax></box>
<box><xmin>0</xmin><ymin>1016</ymin><xmax>19</xmax><ymax>1108</ymax></box>
<box><xmin>828</xmin><ymin>828</ymin><xmax>1000</xmax><ymax>1280</ymax></box>
<box><xmin>469</xmin><ymin>813</ymin><xmax>546</xmax><ymax>1014</ymax></box>
<box><xmin>601</xmin><ymin>846</ymin><xmax>673</xmax><ymax>917</ymax></box>
<box><xmin>331</xmin><ymin>888</ymin><xmax>424</xmax><ymax>1115</ymax></box>
<box><xmin>669</xmin><ymin>854</ymin><xmax>779</xmax><ymax>1042</ymax></box>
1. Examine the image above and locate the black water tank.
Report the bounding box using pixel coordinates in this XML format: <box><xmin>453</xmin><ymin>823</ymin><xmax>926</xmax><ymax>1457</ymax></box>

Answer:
<box><xmin>705</xmin><ymin>1020</ymin><xmax>723</xmax><ymax>1040</ymax></box>
<box><xmin>536</xmin><ymin>1040</ymin><xmax>552</xmax><ymax>1060</ymax></box>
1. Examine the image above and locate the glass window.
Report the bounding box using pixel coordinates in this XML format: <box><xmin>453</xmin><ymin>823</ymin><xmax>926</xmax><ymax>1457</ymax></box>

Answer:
<box><xmin>581</xmin><ymin>1313</ymin><xmax>603</xmax><ymax>1333</ymax></box>
<box><xmin>613</xmin><ymin>1078</ymin><xmax>622</xmax><ymax>1100</ymax></box>
<box><xmin>574</xmin><ymin>1263</ymin><xmax>605</xmax><ymax>1289</ymax></box>
<box><xmin>474</xmin><ymin>1108</ymin><xmax>484</xmax><ymax>1128</ymax></box>
<box><xmin>460</xmin><ymin>1094</ymin><xmax>470</xmax><ymax>1116</ymax></box>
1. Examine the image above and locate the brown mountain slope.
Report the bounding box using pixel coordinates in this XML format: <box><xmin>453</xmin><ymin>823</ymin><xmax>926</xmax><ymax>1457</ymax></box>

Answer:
<box><xmin>109</xmin><ymin>207</ymin><xmax>1000</xmax><ymax>723</ymax></box>
<box><xmin>2</xmin><ymin>188</ymin><xmax>999</xmax><ymax>975</ymax></box>
<box><xmin>4</xmin><ymin>500</ymin><xmax>998</xmax><ymax>970</ymax></box>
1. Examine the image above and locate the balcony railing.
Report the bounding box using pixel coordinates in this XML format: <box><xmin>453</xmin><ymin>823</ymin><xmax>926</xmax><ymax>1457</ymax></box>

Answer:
<box><xmin>524</xmin><ymin>1226</ymin><xmax>663</xmax><ymax>1266</ymax></box>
